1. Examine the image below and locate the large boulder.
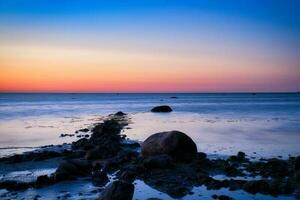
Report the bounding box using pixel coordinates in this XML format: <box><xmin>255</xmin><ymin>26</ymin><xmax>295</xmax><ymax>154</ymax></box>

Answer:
<box><xmin>141</xmin><ymin>131</ymin><xmax>197</xmax><ymax>162</ymax></box>
<box><xmin>98</xmin><ymin>180</ymin><xmax>134</xmax><ymax>200</ymax></box>
<box><xmin>151</xmin><ymin>105</ymin><xmax>172</xmax><ymax>112</ymax></box>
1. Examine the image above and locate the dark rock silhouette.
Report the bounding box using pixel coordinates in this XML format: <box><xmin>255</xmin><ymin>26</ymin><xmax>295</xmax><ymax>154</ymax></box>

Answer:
<box><xmin>115</xmin><ymin>111</ymin><xmax>126</xmax><ymax>116</ymax></box>
<box><xmin>54</xmin><ymin>159</ymin><xmax>92</xmax><ymax>181</ymax></box>
<box><xmin>141</xmin><ymin>131</ymin><xmax>197</xmax><ymax>162</ymax></box>
<box><xmin>151</xmin><ymin>105</ymin><xmax>172</xmax><ymax>112</ymax></box>
<box><xmin>98</xmin><ymin>180</ymin><xmax>134</xmax><ymax>200</ymax></box>
<box><xmin>35</xmin><ymin>175</ymin><xmax>52</xmax><ymax>188</ymax></box>
<box><xmin>92</xmin><ymin>171</ymin><xmax>109</xmax><ymax>186</ymax></box>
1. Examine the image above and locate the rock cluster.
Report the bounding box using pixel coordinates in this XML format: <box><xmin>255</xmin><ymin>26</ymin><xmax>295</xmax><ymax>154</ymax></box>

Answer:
<box><xmin>0</xmin><ymin>112</ymin><xmax>299</xmax><ymax>200</ymax></box>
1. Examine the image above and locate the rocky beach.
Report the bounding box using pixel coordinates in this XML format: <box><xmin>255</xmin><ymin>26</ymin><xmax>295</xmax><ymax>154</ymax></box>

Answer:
<box><xmin>0</xmin><ymin>105</ymin><xmax>299</xmax><ymax>200</ymax></box>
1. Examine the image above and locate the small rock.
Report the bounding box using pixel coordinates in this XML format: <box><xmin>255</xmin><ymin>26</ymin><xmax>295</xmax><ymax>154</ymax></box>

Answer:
<box><xmin>35</xmin><ymin>175</ymin><xmax>51</xmax><ymax>188</ymax></box>
<box><xmin>237</xmin><ymin>151</ymin><xmax>246</xmax><ymax>159</ymax></box>
<box><xmin>115</xmin><ymin>111</ymin><xmax>126</xmax><ymax>116</ymax></box>
<box><xmin>98</xmin><ymin>180</ymin><xmax>134</xmax><ymax>200</ymax></box>
<box><xmin>78</xmin><ymin>128</ymin><xmax>89</xmax><ymax>132</ymax></box>
<box><xmin>229</xmin><ymin>152</ymin><xmax>246</xmax><ymax>162</ymax></box>
<box><xmin>54</xmin><ymin>159</ymin><xmax>92</xmax><ymax>181</ymax></box>
<box><xmin>243</xmin><ymin>180</ymin><xmax>270</xmax><ymax>194</ymax></box>
<box><xmin>151</xmin><ymin>105</ymin><xmax>173</xmax><ymax>112</ymax></box>
<box><xmin>92</xmin><ymin>171</ymin><xmax>109</xmax><ymax>186</ymax></box>
<box><xmin>33</xmin><ymin>194</ymin><xmax>41</xmax><ymax>200</ymax></box>
<box><xmin>218</xmin><ymin>195</ymin><xmax>233</xmax><ymax>200</ymax></box>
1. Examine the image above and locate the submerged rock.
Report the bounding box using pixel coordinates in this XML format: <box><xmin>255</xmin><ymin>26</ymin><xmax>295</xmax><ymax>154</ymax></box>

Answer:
<box><xmin>151</xmin><ymin>105</ymin><xmax>173</xmax><ymax>112</ymax></box>
<box><xmin>141</xmin><ymin>131</ymin><xmax>197</xmax><ymax>162</ymax></box>
<box><xmin>98</xmin><ymin>180</ymin><xmax>134</xmax><ymax>200</ymax></box>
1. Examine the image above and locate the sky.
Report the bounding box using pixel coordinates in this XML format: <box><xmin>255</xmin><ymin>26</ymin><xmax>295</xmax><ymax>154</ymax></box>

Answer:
<box><xmin>0</xmin><ymin>0</ymin><xmax>299</xmax><ymax>92</ymax></box>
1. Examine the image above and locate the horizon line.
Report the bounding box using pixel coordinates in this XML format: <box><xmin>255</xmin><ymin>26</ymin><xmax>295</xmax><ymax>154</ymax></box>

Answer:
<box><xmin>0</xmin><ymin>91</ymin><xmax>299</xmax><ymax>94</ymax></box>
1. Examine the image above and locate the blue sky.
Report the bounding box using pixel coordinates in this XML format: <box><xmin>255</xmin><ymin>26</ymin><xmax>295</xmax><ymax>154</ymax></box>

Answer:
<box><xmin>0</xmin><ymin>0</ymin><xmax>299</xmax><ymax>92</ymax></box>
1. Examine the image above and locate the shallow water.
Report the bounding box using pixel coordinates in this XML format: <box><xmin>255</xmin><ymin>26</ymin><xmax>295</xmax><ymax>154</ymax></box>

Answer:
<box><xmin>0</xmin><ymin>93</ymin><xmax>300</xmax><ymax>158</ymax></box>
<box><xmin>133</xmin><ymin>180</ymin><xmax>295</xmax><ymax>200</ymax></box>
<box><xmin>1</xmin><ymin>93</ymin><xmax>298</xmax><ymax>199</ymax></box>
<box><xmin>1</xmin><ymin>93</ymin><xmax>300</xmax><ymax>120</ymax></box>
<box><xmin>0</xmin><ymin>176</ymin><xmax>295</xmax><ymax>200</ymax></box>
<box><xmin>125</xmin><ymin>112</ymin><xmax>300</xmax><ymax>158</ymax></box>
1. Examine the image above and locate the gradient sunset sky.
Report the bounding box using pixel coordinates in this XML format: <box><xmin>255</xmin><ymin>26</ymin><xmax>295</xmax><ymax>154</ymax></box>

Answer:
<box><xmin>0</xmin><ymin>0</ymin><xmax>299</xmax><ymax>92</ymax></box>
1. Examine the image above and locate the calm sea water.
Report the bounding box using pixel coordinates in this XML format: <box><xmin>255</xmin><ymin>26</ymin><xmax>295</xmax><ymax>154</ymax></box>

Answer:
<box><xmin>0</xmin><ymin>93</ymin><xmax>300</xmax><ymax>158</ymax></box>
<box><xmin>1</xmin><ymin>93</ymin><xmax>300</xmax><ymax>119</ymax></box>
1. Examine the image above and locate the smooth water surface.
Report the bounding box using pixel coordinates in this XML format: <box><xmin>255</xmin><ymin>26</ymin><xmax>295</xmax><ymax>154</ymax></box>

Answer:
<box><xmin>0</xmin><ymin>93</ymin><xmax>299</xmax><ymax>157</ymax></box>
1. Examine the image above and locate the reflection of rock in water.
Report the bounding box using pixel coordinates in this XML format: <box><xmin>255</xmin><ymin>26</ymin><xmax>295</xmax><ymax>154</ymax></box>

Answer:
<box><xmin>140</xmin><ymin>165</ymin><xmax>195</xmax><ymax>198</ymax></box>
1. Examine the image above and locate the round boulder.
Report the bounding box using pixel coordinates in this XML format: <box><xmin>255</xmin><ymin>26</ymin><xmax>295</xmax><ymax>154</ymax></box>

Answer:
<box><xmin>151</xmin><ymin>105</ymin><xmax>172</xmax><ymax>112</ymax></box>
<box><xmin>141</xmin><ymin>131</ymin><xmax>197</xmax><ymax>162</ymax></box>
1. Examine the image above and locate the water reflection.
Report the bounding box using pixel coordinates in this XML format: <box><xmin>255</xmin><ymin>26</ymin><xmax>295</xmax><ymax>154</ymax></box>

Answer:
<box><xmin>124</xmin><ymin>112</ymin><xmax>300</xmax><ymax>158</ymax></box>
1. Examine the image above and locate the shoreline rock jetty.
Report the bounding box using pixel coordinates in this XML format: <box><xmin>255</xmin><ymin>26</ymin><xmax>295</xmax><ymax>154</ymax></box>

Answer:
<box><xmin>0</xmin><ymin>112</ymin><xmax>299</xmax><ymax>200</ymax></box>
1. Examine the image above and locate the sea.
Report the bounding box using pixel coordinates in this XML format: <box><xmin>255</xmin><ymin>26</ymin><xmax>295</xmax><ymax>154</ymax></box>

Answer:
<box><xmin>0</xmin><ymin>93</ymin><xmax>300</xmax><ymax>158</ymax></box>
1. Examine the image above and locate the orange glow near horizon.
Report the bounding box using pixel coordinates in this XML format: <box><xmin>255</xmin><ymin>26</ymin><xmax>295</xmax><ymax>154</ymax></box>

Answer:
<box><xmin>0</xmin><ymin>44</ymin><xmax>299</xmax><ymax>92</ymax></box>
<box><xmin>1</xmin><ymin>1</ymin><xmax>300</xmax><ymax>93</ymax></box>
